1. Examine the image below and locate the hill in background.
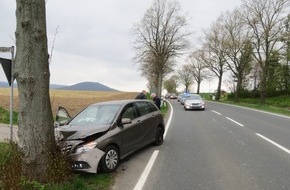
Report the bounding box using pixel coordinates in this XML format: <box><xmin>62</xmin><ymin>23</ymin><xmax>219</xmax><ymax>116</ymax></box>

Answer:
<box><xmin>0</xmin><ymin>81</ymin><xmax>118</xmax><ymax>91</ymax></box>
<box><xmin>0</xmin><ymin>81</ymin><xmax>11</xmax><ymax>88</ymax></box>
<box><xmin>59</xmin><ymin>82</ymin><xmax>117</xmax><ymax>91</ymax></box>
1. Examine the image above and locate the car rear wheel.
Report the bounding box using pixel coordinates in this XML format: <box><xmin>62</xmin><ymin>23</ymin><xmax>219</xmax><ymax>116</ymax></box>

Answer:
<box><xmin>153</xmin><ymin>126</ymin><xmax>164</xmax><ymax>146</ymax></box>
<box><xmin>100</xmin><ymin>145</ymin><xmax>119</xmax><ymax>173</ymax></box>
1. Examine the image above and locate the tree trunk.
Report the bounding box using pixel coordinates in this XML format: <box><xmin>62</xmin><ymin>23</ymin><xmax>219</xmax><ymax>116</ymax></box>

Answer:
<box><xmin>157</xmin><ymin>73</ymin><xmax>163</xmax><ymax>97</ymax></box>
<box><xmin>197</xmin><ymin>81</ymin><xmax>201</xmax><ymax>94</ymax></box>
<box><xmin>15</xmin><ymin>0</ymin><xmax>55</xmax><ymax>182</ymax></box>
<box><xmin>259</xmin><ymin>68</ymin><xmax>267</xmax><ymax>105</ymax></box>
<box><xmin>216</xmin><ymin>72</ymin><xmax>223</xmax><ymax>101</ymax></box>
<box><xmin>234</xmin><ymin>75</ymin><xmax>243</xmax><ymax>103</ymax></box>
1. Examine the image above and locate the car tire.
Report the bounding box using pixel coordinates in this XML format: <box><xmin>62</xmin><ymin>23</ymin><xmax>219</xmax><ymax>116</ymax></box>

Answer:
<box><xmin>153</xmin><ymin>126</ymin><xmax>164</xmax><ymax>146</ymax></box>
<box><xmin>100</xmin><ymin>145</ymin><xmax>119</xmax><ymax>173</ymax></box>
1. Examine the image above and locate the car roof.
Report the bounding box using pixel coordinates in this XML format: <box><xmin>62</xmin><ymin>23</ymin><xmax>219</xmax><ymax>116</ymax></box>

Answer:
<box><xmin>90</xmin><ymin>99</ymin><xmax>153</xmax><ymax>106</ymax></box>
<box><xmin>186</xmin><ymin>94</ymin><xmax>202</xmax><ymax>98</ymax></box>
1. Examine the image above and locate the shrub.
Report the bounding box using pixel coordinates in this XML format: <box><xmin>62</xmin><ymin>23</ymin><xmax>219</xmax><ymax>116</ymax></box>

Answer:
<box><xmin>0</xmin><ymin>142</ymin><xmax>22</xmax><ymax>190</ymax></box>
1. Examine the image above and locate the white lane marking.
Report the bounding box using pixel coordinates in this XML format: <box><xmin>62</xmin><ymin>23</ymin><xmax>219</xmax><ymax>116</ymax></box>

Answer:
<box><xmin>226</xmin><ymin>117</ymin><xmax>244</xmax><ymax>127</ymax></box>
<box><xmin>164</xmin><ymin>100</ymin><xmax>173</xmax><ymax>139</ymax></box>
<box><xmin>256</xmin><ymin>133</ymin><xmax>290</xmax><ymax>155</ymax></box>
<box><xmin>133</xmin><ymin>100</ymin><xmax>173</xmax><ymax>190</ymax></box>
<box><xmin>211</xmin><ymin>110</ymin><xmax>221</xmax><ymax>115</ymax></box>
<box><xmin>133</xmin><ymin>150</ymin><xmax>159</xmax><ymax>190</ymax></box>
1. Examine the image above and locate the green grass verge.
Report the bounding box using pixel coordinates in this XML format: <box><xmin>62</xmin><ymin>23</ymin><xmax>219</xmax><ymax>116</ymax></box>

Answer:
<box><xmin>0</xmin><ymin>142</ymin><xmax>114</xmax><ymax>190</ymax></box>
<box><xmin>43</xmin><ymin>173</ymin><xmax>113</xmax><ymax>190</ymax></box>
<box><xmin>201</xmin><ymin>93</ymin><xmax>290</xmax><ymax>117</ymax></box>
<box><xmin>0</xmin><ymin>107</ymin><xmax>18</xmax><ymax>125</ymax></box>
<box><xmin>221</xmin><ymin>100</ymin><xmax>290</xmax><ymax>117</ymax></box>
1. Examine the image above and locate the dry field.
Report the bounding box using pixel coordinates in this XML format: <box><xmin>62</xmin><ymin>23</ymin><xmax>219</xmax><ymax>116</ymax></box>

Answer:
<box><xmin>0</xmin><ymin>88</ymin><xmax>138</xmax><ymax>117</ymax></box>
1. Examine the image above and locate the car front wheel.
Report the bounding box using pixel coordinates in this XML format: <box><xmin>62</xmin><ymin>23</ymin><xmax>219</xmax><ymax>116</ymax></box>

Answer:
<box><xmin>100</xmin><ymin>145</ymin><xmax>119</xmax><ymax>173</ymax></box>
<box><xmin>153</xmin><ymin>126</ymin><xmax>164</xmax><ymax>146</ymax></box>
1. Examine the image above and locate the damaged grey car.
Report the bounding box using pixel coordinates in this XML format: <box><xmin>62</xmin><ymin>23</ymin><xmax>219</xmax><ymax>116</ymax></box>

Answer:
<box><xmin>54</xmin><ymin>99</ymin><xmax>165</xmax><ymax>174</ymax></box>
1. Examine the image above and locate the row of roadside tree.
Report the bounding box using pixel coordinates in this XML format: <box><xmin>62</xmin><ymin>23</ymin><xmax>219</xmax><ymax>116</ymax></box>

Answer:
<box><xmin>133</xmin><ymin>0</ymin><xmax>290</xmax><ymax>104</ymax></box>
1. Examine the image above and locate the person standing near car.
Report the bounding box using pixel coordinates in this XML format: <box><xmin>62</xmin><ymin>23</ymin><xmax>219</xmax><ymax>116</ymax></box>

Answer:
<box><xmin>135</xmin><ymin>90</ymin><xmax>147</xmax><ymax>99</ymax></box>
<box><xmin>150</xmin><ymin>93</ymin><xmax>161</xmax><ymax>109</ymax></box>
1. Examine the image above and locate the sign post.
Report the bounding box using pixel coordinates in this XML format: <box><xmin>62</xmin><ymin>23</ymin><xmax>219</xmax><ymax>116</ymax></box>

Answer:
<box><xmin>0</xmin><ymin>46</ymin><xmax>14</xmax><ymax>142</ymax></box>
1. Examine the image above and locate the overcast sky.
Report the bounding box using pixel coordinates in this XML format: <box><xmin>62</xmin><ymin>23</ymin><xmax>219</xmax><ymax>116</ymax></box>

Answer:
<box><xmin>0</xmin><ymin>0</ymin><xmax>242</xmax><ymax>92</ymax></box>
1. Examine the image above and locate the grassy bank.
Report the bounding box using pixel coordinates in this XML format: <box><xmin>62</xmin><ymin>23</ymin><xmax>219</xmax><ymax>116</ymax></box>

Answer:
<box><xmin>200</xmin><ymin>93</ymin><xmax>290</xmax><ymax>117</ymax></box>
<box><xmin>0</xmin><ymin>107</ymin><xmax>18</xmax><ymax>125</ymax></box>
<box><xmin>0</xmin><ymin>142</ymin><xmax>114</xmax><ymax>190</ymax></box>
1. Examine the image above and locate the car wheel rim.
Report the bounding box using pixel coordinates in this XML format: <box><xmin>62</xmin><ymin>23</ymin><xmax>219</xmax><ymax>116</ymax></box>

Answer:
<box><xmin>157</xmin><ymin>128</ymin><xmax>163</xmax><ymax>142</ymax></box>
<box><xmin>105</xmin><ymin>149</ymin><xmax>118</xmax><ymax>169</ymax></box>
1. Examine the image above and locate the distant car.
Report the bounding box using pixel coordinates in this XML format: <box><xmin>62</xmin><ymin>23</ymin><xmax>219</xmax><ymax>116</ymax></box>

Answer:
<box><xmin>55</xmin><ymin>99</ymin><xmax>165</xmax><ymax>173</ymax></box>
<box><xmin>184</xmin><ymin>94</ymin><xmax>205</xmax><ymax>110</ymax></box>
<box><xmin>177</xmin><ymin>94</ymin><xmax>183</xmax><ymax>102</ymax></box>
<box><xmin>169</xmin><ymin>93</ymin><xmax>177</xmax><ymax>99</ymax></box>
<box><xmin>180</xmin><ymin>93</ymin><xmax>195</xmax><ymax>105</ymax></box>
<box><xmin>165</xmin><ymin>93</ymin><xmax>171</xmax><ymax>99</ymax></box>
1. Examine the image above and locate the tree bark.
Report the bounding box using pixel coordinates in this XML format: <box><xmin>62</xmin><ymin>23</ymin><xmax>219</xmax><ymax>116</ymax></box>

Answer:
<box><xmin>15</xmin><ymin>0</ymin><xmax>55</xmax><ymax>182</ymax></box>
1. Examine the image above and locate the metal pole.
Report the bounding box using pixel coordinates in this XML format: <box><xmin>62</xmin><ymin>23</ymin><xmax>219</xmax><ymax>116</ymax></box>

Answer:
<box><xmin>10</xmin><ymin>46</ymin><xmax>14</xmax><ymax>142</ymax></box>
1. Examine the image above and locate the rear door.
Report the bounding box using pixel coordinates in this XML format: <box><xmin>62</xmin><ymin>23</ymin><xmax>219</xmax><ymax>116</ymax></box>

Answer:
<box><xmin>135</xmin><ymin>101</ymin><xmax>159</xmax><ymax>146</ymax></box>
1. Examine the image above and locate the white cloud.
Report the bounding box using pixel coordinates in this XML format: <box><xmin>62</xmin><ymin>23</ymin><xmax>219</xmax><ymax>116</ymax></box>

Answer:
<box><xmin>0</xmin><ymin>0</ymin><xmax>241</xmax><ymax>92</ymax></box>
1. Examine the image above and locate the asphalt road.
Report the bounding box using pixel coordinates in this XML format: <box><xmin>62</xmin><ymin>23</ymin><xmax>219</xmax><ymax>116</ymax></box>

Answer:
<box><xmin>112</xmin><ymin>99</ymin><xmax>290</xmax><ymax>190</ymax></box>
<box><xmin>1</xmin><ymin>100</ymin><xmax>289</xmax><ymax>190</ymax></box>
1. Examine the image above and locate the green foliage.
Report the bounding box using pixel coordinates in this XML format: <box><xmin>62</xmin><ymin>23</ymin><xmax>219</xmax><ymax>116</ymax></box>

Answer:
<box><xmin>21</xmin><ymin>178</ymin><xmax>46</xmax><ymax>190</ymax></box>
<box><xmin>163</xmin><ymin>76</ymin><xmax>178</xmax><ymax>94</ymax></box>
<box><xmin>160</xmin><ymin>101</ymin><xmax>168</xmax><ymax>116</ymax></box>
<box><xmin>223</xmin><ymin>94</ymin><xmax>290</xmax><ymax>116</ymax></box>
<box><xmin>44</xmin><ymin>173</ymin><xmax>113</xmax><ymax>190</ymax></box>
<box><xmin>0</xmin><ymin>107</ymin><xmax>18</xmax><ymax>124</ymax></box>
<box><xmin>0</xmin><ymin>142</ymin><xmax>113</xmax><ymax>190</ymax></box>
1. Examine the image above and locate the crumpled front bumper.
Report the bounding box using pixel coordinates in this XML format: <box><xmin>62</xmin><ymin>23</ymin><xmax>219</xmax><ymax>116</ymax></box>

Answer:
<box><xmin>68</xmin><ymin>147</ymin><xmax>105</xmax><ymax>173</ymax></box>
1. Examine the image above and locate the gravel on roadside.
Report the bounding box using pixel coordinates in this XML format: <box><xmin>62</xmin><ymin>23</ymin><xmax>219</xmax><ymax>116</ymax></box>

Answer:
<box><xmin>0</xmin><ymin>123</ymin><xmax>18</xmax><ymax>142</ymax></box>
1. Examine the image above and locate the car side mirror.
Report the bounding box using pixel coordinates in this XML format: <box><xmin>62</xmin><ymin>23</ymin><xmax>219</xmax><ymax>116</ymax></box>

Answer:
<box><xmin>120</xmin><ymin>118</ymin><xmax>132</xmax><ymax>125</ymax></box>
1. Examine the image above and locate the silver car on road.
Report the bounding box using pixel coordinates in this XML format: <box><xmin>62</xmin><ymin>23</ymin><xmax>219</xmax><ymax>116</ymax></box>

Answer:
<box><xmin>183</xmin><ymin>94</ymin><xmax>205</xmax><ymax>110</ymax></box>
<box><xmin>55</xmin><ymin>99</ymin><xmax>165</xmax><ymax>173</ymax></box>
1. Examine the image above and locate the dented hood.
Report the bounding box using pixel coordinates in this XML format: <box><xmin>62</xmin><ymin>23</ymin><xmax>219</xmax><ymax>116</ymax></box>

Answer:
<box><xmin>56</xmin><ymin>124</ymin><xmax>110</xmax><ymax>140</ymax></box>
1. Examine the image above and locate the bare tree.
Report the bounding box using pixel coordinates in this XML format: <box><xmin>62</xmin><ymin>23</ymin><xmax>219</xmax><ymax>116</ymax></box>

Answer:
<box><xmin>281</xmin><ymin>14</ymin><xmax>290</xmax><ymax>93</ymax></box>
<box><xmin>241</xmin><ymin>0</ymin><xmax>289</xmax><ymax>104</ymax></box>
<box><xmin>220</xmin><ymin>9</ymin><xmax>253</xmax><ymax>102</ymax></box>
<box><xmin>202</xmin><ymin>21</ymin><xmax>228</xmax><ymax>101</ymax></box>
<box><xmin>188</xmin><ymin>49</ymin><xmax>212</xmax><ymax>94</ymax></box>
<box><xmin>132</xmin><ymin>0</ymin><xmax>190</xmax><ymax>96</ymax></box>
<box><xmin>15</xmin><ymin>0</ymin><xmax>55</xmax><ymax>182</ymax></box>
<box><xmin>177</xmin><ymin>64</ymin><xmax>194</xmax><ymax>93</ymax></box>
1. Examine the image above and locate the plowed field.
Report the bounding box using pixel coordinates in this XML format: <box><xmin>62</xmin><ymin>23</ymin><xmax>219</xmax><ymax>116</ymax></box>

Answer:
<box><xmin>0</xmin><ymin>88</ymin><xmax>137</xmax><ymax>117</ymax></box>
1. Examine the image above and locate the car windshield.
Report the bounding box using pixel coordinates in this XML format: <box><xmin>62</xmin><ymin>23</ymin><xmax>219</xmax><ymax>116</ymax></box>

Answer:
<box><xmin>187</xmin><ymin>96</ymin><xmax>202</xmax><ymax>100</ymax></box>
<box><xmin>69</xmin><ymin>104</ymin><xmax>121</xmax><ymax>126</ymax></box>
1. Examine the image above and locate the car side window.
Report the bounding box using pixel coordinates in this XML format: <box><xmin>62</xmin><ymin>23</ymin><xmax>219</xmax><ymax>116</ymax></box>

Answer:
<box><xmin>121</xmin><ymin>104</ymin><xmax>138</xmax><ymax>120</ymax></box>
<box><xmin>147</xmin><ymin>102</ymin><xmax>158</xmax><ymax>112</ymax></box>
<box><xmin>135</xmin><ymin>102</ymin><xmax>152</xmax><ymax>116</ymax></box>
